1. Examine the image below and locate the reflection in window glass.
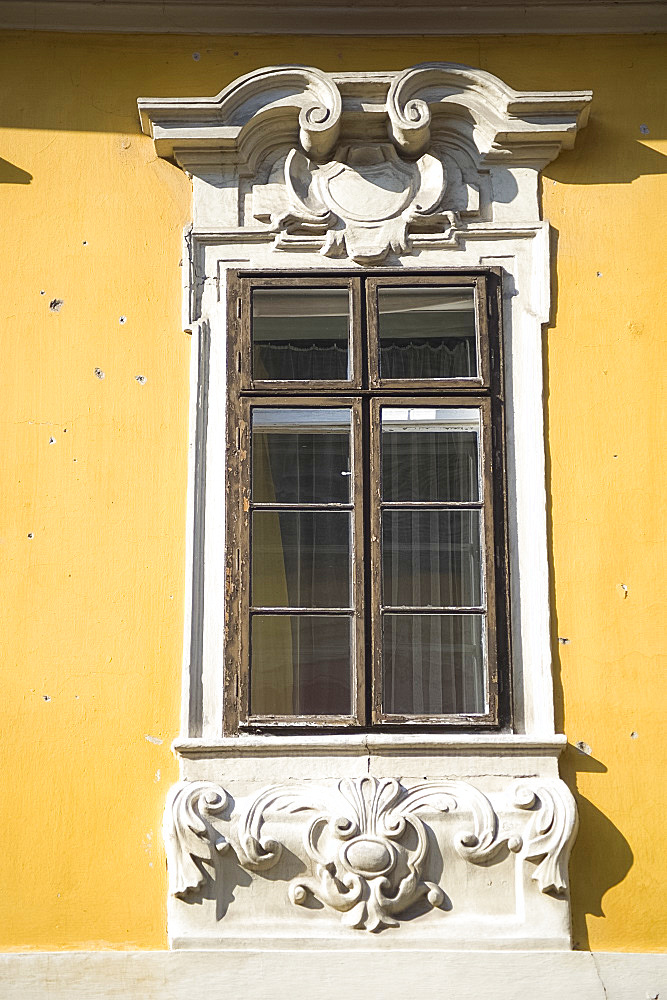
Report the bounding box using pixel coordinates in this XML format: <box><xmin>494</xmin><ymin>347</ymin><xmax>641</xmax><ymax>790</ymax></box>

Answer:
<box><xmin>252</xmin><ymin>288</ymin><xmax>350</xmax><ymax>380</ymax></box>
<box><xmin>383</xmin><ymin>614</ymin><xmax>485</xmax><ymax>715</ymax></box>
<box><xmin>251</xmin><ymin>615</ymin><xmax>352</xmax><ymax>716</ymax></box>
<box><xmin>378</xmin><ymin>287</ymin><xmax>477</xmax><ymax>379</ymax></box>
<box><xmin>380</xmin><ymin>406</ymin><xmax>486</xmax><ymax>717</ymax></box>
<box><xmin>381</xmin><ymin>408</ymin><xmax>480</xmax><ymax>502</ymax></box>
<box><xmin>252</xmin><ymin>408</ymin><xmax>351</xmax><ymax>504</ymax></box>
<box><xmin>252</xmin><ymin>511</ymin><xmax>351</xmax><ymax>609</ymax></box>
<box><xmin>249</xmin><ymin>406</ymin><xmax>354</xmax><ymax>718</ymax></box>
<box><xmin>383</xmin><ymin>509</ymin><xmax>482</xmax><ymax>608</ymax></box>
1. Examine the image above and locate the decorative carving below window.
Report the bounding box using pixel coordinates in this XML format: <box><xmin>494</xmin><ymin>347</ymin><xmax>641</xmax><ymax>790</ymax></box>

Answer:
<box><xmin>165</xmin><ymin>775</ymin><xmax>578</xmax><ymax>933</ymax></box>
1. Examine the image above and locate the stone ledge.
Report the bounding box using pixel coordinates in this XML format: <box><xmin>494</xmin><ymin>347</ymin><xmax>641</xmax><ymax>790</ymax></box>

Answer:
<box><xmin>0</xmin><ymin>950</ymin><xmax>665</xmax><ymax>1000</ymax></box>
<box><xmin>174</xmin><ymin>732</ymin><xmax>567</xmax><ymax>757</ymax></box>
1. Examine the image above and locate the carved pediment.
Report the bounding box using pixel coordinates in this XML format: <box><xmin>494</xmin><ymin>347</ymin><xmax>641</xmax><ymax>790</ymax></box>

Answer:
<box><xmin>138</xmin><ymin>63</ymin><xmax>591</xmax><ymax>262</ymax></box>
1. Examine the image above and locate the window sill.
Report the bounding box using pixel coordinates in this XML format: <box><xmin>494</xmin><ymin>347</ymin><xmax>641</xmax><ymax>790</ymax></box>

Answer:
<box><xmin>174</xmin><ymin>732</ymin><xmax>566</xmax><ymax>759</ymax></box>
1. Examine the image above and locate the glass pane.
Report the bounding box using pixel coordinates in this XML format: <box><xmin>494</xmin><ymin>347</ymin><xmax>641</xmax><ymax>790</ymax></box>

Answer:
<box><xmin>252</xmin><ymin>511</ymin><xmax>351</xmax><ymax>608</ymax></box>
<box><xmin>252</xmin><ymin>288</ymin><xmax>350</xmax><ymax>381</ymax></box>
<box><xmin>378</xmin><ymin>287</ymin><xmax>477</xmax><ymax>379</ymax></box>
<box><xmin>382</xmin><ymin>408</ymin><xmax>480</xmax><ymax>502</ymax></box>
<box><xmin>252</xmin><ymin>408</ymin><xmax>352</xmax><ymax>504</ymax></box>
<box><xmin>383</xmin><ymin>510</ymin><xmax>482</xmax><ymax>608</ymax></box>
<box><xmin>383</xmin><ymin>614</ymin><xmax>485</xmax><ymax>715</ymax></box>
<box><xmin>251</xmin><ymin>614</ymin><xmax>352</xmax><ymax>716</ymax></box>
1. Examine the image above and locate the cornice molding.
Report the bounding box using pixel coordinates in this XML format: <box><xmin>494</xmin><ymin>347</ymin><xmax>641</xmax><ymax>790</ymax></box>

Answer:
<box><xmin>1</xmin><ymin>0</ymin><xmax>665</xmax><ymax>34</ymax></box>
<box><xmin>138</xmin><ymin>63</ymin><xmax>591</xmax><ymax>168</ymax></box>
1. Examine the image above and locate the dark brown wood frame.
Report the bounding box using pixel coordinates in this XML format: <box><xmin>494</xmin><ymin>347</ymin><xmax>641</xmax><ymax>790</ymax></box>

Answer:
<box><xmin>224</xmin><ymin>269</ymin><xmax>510</xmax><ymax>734</ymax></box>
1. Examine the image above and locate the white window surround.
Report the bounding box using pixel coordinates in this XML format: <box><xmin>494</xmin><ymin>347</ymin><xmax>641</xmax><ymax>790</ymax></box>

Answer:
<box><xmin>139</xmin><ymin>64</ymin><xmax>592</xmax><ymax>951</ymax></box>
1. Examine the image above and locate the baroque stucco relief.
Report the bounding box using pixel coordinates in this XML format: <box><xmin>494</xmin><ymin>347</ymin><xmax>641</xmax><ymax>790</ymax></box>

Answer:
<box><xmin>138</xmin><ymin>63</ymin><xmax>591</xmax><ymax>267</ymax></box>
<box><xmin>165</xmin><ymin>775</ymin><xmax>578</xmax><ymax>935</ymax></box>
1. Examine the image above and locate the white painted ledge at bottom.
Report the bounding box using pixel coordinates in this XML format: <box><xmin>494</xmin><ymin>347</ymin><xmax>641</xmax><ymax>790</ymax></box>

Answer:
<box><xmin>1</xmin><ymin>950</ymin><xmax>665</xmax><ymax>1000</ymax></box>
<box><xmin>173</xmin><ymin>732</ymin><xmax>568</xmax><ymax>757</ymax></box>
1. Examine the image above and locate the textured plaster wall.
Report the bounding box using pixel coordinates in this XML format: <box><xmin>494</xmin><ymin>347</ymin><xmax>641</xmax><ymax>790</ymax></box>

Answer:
<box><xmin>0</xmin><ymin>30</ymin><xmax>664</xmax><ymax>953</ymax></box>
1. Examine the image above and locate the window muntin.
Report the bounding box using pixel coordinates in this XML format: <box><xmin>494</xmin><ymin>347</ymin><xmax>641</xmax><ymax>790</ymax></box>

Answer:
<box><xmin>226</xmin><ymin>271</ymin><xmax>507</xmax><ymax>732</ymax></box>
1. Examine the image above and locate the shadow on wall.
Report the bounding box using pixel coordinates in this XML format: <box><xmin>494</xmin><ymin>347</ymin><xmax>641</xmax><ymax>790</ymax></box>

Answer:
<box><xmin>0</xmin><ymin>157</ymin><xmax>32</xmax><ymax>183</ymax></box>
<box><xmin>560</xmin><ymin>746</ymin><xmax>633</xmax><ymax>950</ymax></box>
<box><xmin>544</xmin><ymin>117</ymin><xmax>666</xmax><ymax>186</ymax></box>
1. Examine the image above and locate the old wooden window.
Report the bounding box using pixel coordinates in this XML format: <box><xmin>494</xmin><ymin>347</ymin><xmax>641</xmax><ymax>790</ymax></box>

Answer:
<box><xmin>225</xmin><ymin>271</ymin><xmax>509</xmax><ymax>732</ymax></box>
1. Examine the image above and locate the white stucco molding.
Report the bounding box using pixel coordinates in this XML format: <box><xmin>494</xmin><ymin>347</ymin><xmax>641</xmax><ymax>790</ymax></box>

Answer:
<box><xmin>138</xmin><ymin>63</ymin><xmax>590</xmax><ymax>165</ymax></box>
<box><xmin>164</xmin><ymin>774</ymin><xmax>578</xmax><ymax>937</ymax></box>
<box><xmin>139</xmin><ymin>64</ymin><xmax>591</xmax><ymax>266</ymax></box>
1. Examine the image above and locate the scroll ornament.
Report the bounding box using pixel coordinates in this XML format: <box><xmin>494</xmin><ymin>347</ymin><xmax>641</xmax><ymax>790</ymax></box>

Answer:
<box><xmin>270</xmin><ymin>144</ymin><xmax>456</xmax><ymax>265</ymax></box>
<box><xmin>165</xmin><ymin>776</ymin><xmax>578</xmax><ymax>931</ymax></box>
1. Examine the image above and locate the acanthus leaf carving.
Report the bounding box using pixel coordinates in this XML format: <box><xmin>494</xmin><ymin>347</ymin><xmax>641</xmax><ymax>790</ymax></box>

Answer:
<box><xmin>164</xmin><ymin>781</ymin><xmax>230</xmax><ymax>899</ymax></box>
<box><xmin>232</xmin><ymin>776</ymin><xmax>510</xmax><ymax>931</ymax></box>
<box><xmin>514</xmin><ymin>780</ymin><xmax>579</xmax><ymax>895</ymax></box>
<box><xmin>165</xmin><ymin>775</ymin><xmax>579</xmax><ymax>932</ymax></box>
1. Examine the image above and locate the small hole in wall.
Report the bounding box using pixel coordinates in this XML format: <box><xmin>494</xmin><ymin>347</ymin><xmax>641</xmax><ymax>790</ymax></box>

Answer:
<box><xmin>135</xmin><ymin>375</ymin><xmax>147</xmax><ymax>385</ymax></box>
<box><xmin>639</xmin><ymin>124</ymin><xmax>650</xmax><ymax>135</ymax></box>
<box><xmin>119</xmin><ymin>316</ymin><xmax>127</xmax><ymax>325</ymax></box>
<box><xmin>94</xmin><ymin>368</ymin><xmax>105</xmax><ymax>380</ymax></box>
<box><xmin>27</xmin><ymin>532</ymin><xmax>34</xmax><ymax>539</ymax></box>
<box><xmin>192</xmin><ymin>52</ymin><xmax>201</xmax><ymax>61</ymax></box>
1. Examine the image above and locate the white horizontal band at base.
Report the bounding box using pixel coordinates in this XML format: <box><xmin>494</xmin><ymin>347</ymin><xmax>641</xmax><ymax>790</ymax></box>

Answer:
<box><xmin>1</xmin><ymin>949</ymin><xmax>665</xmax><ymax>1000</ymax></box>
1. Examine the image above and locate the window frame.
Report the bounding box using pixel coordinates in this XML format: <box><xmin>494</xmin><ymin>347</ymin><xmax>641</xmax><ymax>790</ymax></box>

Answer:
<box><xmin>224</xmin><ymin>269</ymin><xmax>510</xmax><ymax>735</ymax></box>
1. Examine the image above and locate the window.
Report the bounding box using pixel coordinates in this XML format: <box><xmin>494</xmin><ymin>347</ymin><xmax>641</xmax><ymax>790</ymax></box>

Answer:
<box><xmin>224</xmin><ymin>271</ymin><xmax>509</xmax><ymax>732</ymax></box>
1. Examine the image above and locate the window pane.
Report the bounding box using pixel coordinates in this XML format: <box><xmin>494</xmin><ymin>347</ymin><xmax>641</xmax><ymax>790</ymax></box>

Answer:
<box><xmin>252</xmin><ymin>408</ymin><xmax>352</xmax><ymax>504</ymax></box>
<box><xmin>383</xmin><ymin>510</ymin><xmax>482</xmax><ymax>608</ymax></box>
<box><xmin>381</xmin><ymin>408</ymin><xmax>480</xmax><ymax>502</ymax></box>
<box><xmin>252</xmin><ymin>511</ymin><xmax>351</xmax><ymax>608</ymax></box>
<box><xmin>378</xmin><ymin>287</ymin><xmax>477</xmax><ymax>379</ymax></box>
<box><xmin>251</xmin><ymin>615</ymin><xmax>352</xmax><ymax>716</ymax></box>
<box><xmin>252</xmin><ymin>288</ymin><xmax>350</xmax><ymax>380</ymax></box>
<box><xmin>383</xmin><ymin>614</ymin><xmax>485</xmax><ymax>715</ymax></box>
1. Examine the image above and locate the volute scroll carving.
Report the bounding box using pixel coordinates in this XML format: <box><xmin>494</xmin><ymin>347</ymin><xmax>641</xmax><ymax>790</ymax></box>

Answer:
<box><xmin>139</xmin><ymin>63</ymin><xmax>592</xmax><ymax>266</ymax></box>
<box><xmin>163</xmin><ymin>781</ymin><xmax>231</xmax><ymax>900</ymax></box>
<box><xmin>514</xmin><ymin>780</ymin><xmax>579</xmax><ymax>895</ymax></box>
<box><xmin>164</xmin><ymin>775</ymin><xmax>578</xmax><ymax>932</ymax></box>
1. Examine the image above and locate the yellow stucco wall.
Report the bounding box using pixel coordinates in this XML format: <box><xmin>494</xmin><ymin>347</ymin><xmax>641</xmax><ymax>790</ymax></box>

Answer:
<box><xmin>0</xmin><ymin>30</ymin><xmax>664</xmax><ymax>953</ymax></box>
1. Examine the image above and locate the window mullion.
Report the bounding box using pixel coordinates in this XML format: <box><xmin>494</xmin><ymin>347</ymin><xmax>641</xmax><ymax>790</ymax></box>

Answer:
<box><xmin>368</xmin><ymin>396</ymin><xmax>383</xmax><ymax>724</ymax></box>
